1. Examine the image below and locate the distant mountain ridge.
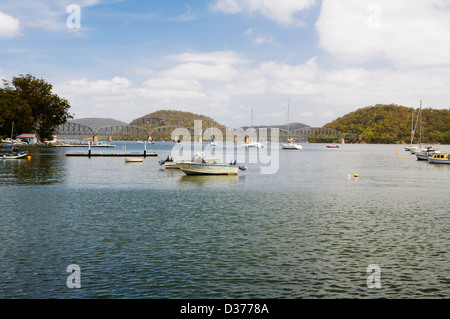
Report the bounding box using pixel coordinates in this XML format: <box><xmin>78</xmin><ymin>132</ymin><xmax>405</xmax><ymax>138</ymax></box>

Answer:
<box><xmin>241</xmin><ymin>122</ymin><xmax>310</xmax><ymax>131</ymax></box>
<box><xmin>69</xmin><ymin>118</ymin><xmax>128</xmax><ymax>132</ymax></box>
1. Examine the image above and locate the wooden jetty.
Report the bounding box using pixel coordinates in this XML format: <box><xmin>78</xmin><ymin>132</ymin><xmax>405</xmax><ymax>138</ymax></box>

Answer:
<box><xmin>66</xmin><ymin>151</ymin><xmax>157</xmax><ymax>157</ymax></box>
<box><xmin>65</xmin><ymin>141</ymin><xmax>157</xmax><ymax>157</ymax></box>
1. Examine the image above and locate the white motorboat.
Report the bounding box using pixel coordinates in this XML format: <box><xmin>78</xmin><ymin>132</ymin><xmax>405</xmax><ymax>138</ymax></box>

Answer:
<box><xmin>415</xmin><ymin>147</ymin><xmax>440</xmax><ymax>161</ymax></box>
<box><xmin>281</xmin><ymin>139</ymin><xmax>302</xmax><ymax>150</ymax></box>
<box><xmin>125</xmin><ymin>157</ymin><xmax>143</xmax><ymax>163</ymax></box>
<box><xmin>159</xmin><ymin>155</ymin><xmax>179</xmax><ymax>169</ymax></box>
<box><xmin>242</xmin><ymin>142</ymin><xmax>264</xmax><ymax>148</ymax></box>
<box><xmin>176</xmin><ymin>153</ymin><xmax>246</xmax><ymax>175</ymax></box>
<box><xmin>428</xmin><ymin>153</ymin><xmax>450</xmax><ymax>164</ymax></box>
<box><xmin>1</xmin><ymin>146</ymin><xmax>28</xmax><ymax>159</ymax></box>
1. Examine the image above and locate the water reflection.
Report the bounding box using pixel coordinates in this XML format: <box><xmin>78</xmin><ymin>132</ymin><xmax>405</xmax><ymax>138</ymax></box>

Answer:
<box><xmin>0</xmin><ymin>148</ymin><xmax>66</xmax><ymax>186</ymax></box>
<box><xmin>178</xmin><ymin>174</ymin><xmax>241</xmax><ymax>188</ymax></box>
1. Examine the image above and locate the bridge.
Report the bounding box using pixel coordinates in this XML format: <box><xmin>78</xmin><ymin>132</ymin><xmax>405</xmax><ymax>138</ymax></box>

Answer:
<box><xmin>283</xmin><ymin>127</ymin><xmax>358</xmax><ymax>141</ymax></box>
<box><xmin>55</xmin><ymin>123</ymin><xmax>357</xmax><ymax>143</ymax></box>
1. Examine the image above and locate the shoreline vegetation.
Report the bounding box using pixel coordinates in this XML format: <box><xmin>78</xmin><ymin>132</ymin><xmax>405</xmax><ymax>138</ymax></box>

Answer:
<box><xmin>324</xmin><ymin>104</ymin><xmax>450</xmax><ymax>145</ymax></box>
<box><xmin>1</xmin><ymin>75</ymin><xmax>449</xmax><ymax>144</ymax></box>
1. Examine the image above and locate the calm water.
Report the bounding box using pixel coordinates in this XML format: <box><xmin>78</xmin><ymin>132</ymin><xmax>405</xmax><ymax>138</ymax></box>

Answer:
<box><xmin>0</xmin><ymin>142</ymin><xmax>449</xmax><ymax>298</ymax></box>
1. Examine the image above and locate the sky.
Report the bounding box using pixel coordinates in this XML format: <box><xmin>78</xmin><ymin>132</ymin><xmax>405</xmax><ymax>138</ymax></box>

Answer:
<box><xmin>1</xmin><ymin>0</ymin><xmax>450</xmax><ymax>128</ymax></box>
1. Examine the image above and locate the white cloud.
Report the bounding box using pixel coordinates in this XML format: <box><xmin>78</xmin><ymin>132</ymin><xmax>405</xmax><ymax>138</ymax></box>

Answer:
<box><xmin>162</xmin><ymin>63</ymin><xmax>239</xmax><ymax>82</ymax></box>
<box><xmin>316</xmin><ymin>0</ymin><xmax>450</xmax><ymax>68</ymax></box>
<box><xmin>212</xmin><ymin>0</ymin><xmax>318</xmax><ymax>26</ymax></box>
<box><xmin>243</xmin><ymin>27</ymin><xmax>275</xmax><ymax>45</ymax></box>
<box><xmin>168</xmin><ymin>51</ymin><xmax>249</xmax><ymax>65</ymax></box>
<box><xmin>0</xmin><ymin>11</ymin><xmax>20</xmax><ymax>37</ymax></box>
<box><xmin>54</xmin><ymin>48</ymin><xmax>450</xmax><ymax>128</ymax></box>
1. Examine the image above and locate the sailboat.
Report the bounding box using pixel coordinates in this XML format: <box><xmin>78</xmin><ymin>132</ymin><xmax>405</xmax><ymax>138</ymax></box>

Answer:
<box><xmin>404</xmin><ymin>110</ymin><xmax>417</xmax><ymax>151</ymax></box>
<box><xmin>281</xmin><ymin>99</ymin><xmax>302</xmax><ymax>150</ymax></box>
<box><xmin>410</xmin><ymin>101</ymin><xmax>422</xmax><ymax>154</ymax></box>
<box><xmin>413</xmin><ymin>100</ymin><xmax>440</xmax><ymax>160</ymax></box>
<box><xmin>242</xmin><ymin>107</ymin><xmax>264</xmax><ymax>148</ymax></box>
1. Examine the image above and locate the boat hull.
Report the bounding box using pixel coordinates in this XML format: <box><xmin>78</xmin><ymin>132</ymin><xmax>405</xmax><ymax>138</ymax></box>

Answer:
<box><xmin>281</xmin><ymin>143</ymin><xmax>302</xmax><ymax>150</ymax></box>
<box><xmin>1</xmin><ymin>152</ymin><xmax>28</xmax><ymax>159</ymax></box>
<box><xmin>165</xmin><ymin>162</ymin><xmax>179</xmax><ymax>169</ymax></box>
<box><xmin>428</xmin><ymin>158</ymin><xmax>450</xmax><ymax>164</ymax></box>
<box><xmin>125</xmin><ymin>157</ymin><xmax>143</xmax><ymax>163</ymax></box>
<box><xmin>242</xmin><ymin>142</ymin><xmax>264</xmax><ymax>148</ymax></box>
<box><xmin>176</xmin><ymin>162</ymin><xmax>239</xmax><ymax>175</ymax></box>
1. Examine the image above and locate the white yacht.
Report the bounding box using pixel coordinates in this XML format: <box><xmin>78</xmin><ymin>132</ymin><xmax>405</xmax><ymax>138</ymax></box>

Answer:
<box><xmin>281</xmin><ymin>99</ymin><xmax>302</xmax><ymax>150</ymax></box>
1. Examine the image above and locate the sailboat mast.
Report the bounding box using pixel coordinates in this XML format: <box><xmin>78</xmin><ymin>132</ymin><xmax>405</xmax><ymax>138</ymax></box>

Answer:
<box><xmin>11</xmin><ymin>121</ymin><xmax>14</xmax><ymax>140</ymax></box>
<box><xmin>410</xmin><ymin>111</ymin><xmax>414</xmax><ymax>145</ymax></box>
<box><xmin>419</xmin><ymin>100</ymin><xmax>422</xmax><ymax>148</ymax></box>
<box><xmin>287</xmin><ymin>99</ymin><xmax>290</xmax><ymax>138</ymax></box>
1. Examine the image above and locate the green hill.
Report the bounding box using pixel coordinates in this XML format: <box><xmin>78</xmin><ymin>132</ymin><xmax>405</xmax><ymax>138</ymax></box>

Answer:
<box><xmin>325</xmin><ymin>104</ymin><xmax>450</xmax><ymax>144</ymax></box>
<box><xmin>130</xmin><ymin>110</ymin><xmax>225</xmax><ymax>140</ymax></box>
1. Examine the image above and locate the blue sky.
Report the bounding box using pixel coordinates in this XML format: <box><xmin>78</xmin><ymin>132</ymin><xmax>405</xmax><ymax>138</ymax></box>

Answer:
<box><xmin>1</xmin><ymin>0</ymin><xmax>450</xmax><ymax>128</ymax></box>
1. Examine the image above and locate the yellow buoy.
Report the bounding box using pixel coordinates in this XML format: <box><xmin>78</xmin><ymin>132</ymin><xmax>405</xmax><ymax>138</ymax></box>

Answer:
<box><xmin>354</xmin><ymin>174</ymin><xmax>359</xmax><ymax>178</ymax></box>
<box><xmin>27</xmin><ymin>156</ymin><xmax>31</xmax><ymax>160</ymax></box>
<box><xmin>402</xmin><ymin>157</ymin><xmax>404</xmax><ymax>160</ymax></box>
<box><xmin>396</xmin><ymin>151</ymin><xmax>399</xmax><ymax>155</ymax></box>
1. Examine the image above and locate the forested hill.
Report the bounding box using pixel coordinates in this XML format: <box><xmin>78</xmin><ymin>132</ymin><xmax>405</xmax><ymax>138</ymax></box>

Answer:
<box><xmin>324</xmin><ymin>104</ymin><xmax>450</xmax><ymax>144</ymax></box>
<box><xmin>130</xmin><ymin>110</ymin><xmax>225</xmax><ymax>130</ymax></box>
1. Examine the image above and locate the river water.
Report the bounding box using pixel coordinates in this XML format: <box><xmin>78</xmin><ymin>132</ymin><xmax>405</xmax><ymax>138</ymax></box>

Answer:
<box><xmin>0</xmin><ymin>142</ymin><xmax>449</xmax><ymax>298</ymax></box>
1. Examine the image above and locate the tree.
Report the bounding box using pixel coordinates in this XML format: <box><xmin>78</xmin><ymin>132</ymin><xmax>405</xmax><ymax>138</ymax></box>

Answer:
<box><xmin>1</xmin><ymin>74</ymin><xmax>73</xmax><ymax>139</ymax></box>
<box><xmin>0</xmin><ymin>88</ymin><xmax>33</xmax><ymax>136</ymax></box>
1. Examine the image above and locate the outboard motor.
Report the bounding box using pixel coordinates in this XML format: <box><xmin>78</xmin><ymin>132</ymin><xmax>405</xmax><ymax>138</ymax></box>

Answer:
<box><xmin>238</xmin><ymin>165</ymin><xmax>247</xmax><ymax>171</ymax></box>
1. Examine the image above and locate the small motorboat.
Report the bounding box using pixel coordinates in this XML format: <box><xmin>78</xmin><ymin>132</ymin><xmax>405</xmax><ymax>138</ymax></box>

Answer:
<box><xmin>428</xmin><ymin>153</ymin><xmax>450</xmax><ymax>164</ymax></box>
<box><xmin>415</xmin><ymin>147</ymin><xmax>440</xmax><ymax>161</ymax></box>
<box><xmin>326</xmin><ymin>145</ymin><xmax>339</xmax><ymax>148</ymax></box>
<box><xmin>281</xmin><ymin>140</ymin><xmax>302</xmax><ymax>150</ymax></box>
<box><xmin>159</xmin><ymin>155</ymin><xmax>179</xmax><ymax>169</ymax></box>
<box><xmin>125</xmin><ymin>157</ymin><xmax>143</xmax><ymax>163</ymax></box>
<box><xmin>176</xmin><ymin>153</ymin><xmax>246</xmax><ymax>175</ymax></box>
<box><xmin>1</xmin><ymin>146</ymin><xmax>28</xmax><ymax>159</ymax></box>
<box><xmin>242</xmin><ymin>142</ymin><xmax>265</xmax><ymax>148</ymax></box>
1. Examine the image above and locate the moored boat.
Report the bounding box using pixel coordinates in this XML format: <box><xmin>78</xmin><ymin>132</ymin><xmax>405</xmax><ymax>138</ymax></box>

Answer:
<box><xmin>1</xmin><ymin>146</ymin><xmax>28</xmax><ymax>159</ymax></box>
<box><xmin>176</xmin><ymin>153</ymin><xmax>246</xmax><ymax>175</ymax></box>
<box><xmin>281</xmin><ymin>140</ymin><xmax>302</xmax><ymax>150</ymax></box>
<box><xmin>125</xmin><ymin>157</ymin><xmax>143</xmax><ymax>163</ymax></box>
<box><xmin>415</xmin><ymin>147</ymin><xmax>440</xmax><ymax>161</ymax></box>
<box><xmin>242</xmin><ymin>142</ymin><xmax>264</xmax><ymax>148</ymax></box>
<box><xmin>326</xmin><ymin>145</ymin><xmax>339</xmax><ymax>149</ymax></box>
<box><xmin>428</xmin><ymin>153</ymin><xmax>450</xmax><ymax>164</ymax></box>
<box><xmin>159</xmin><ymin>155</ymin><xmax>179</xmax><ymax>169</ymax></box>
<box><xmin>281</xmin><ymin>99</ymin><xmax>302</xmax><ymax>150</ymax></box>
